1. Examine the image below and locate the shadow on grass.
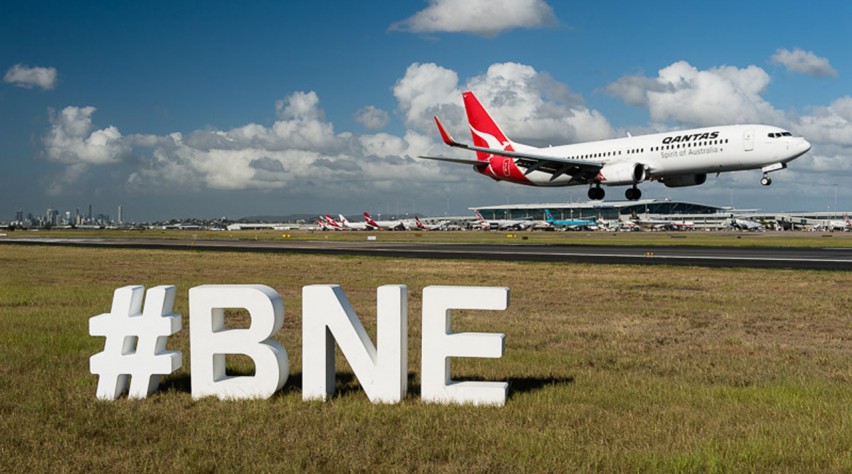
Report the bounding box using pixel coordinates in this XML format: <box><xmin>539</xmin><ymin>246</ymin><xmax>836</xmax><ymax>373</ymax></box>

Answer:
<box><xmin>507</xmin><ymin>376</ymin><xmax>574</xmax><ymax>399</ymax></box>
<box><xmin>160</xmin><ymin>371</ymin><xmax>574</xmax><ymax>401</ymax></box>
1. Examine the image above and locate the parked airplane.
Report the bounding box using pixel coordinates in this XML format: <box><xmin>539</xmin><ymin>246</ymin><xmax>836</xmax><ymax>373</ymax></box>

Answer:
<box><xmin>363</xmin><ymin>212</ymin><xmax>407</xmax><ymax>230</ymax></box>
<box><xmin>813</xmin><ymin>213</ymin><xmax>851</xmax><ymax>232</ymax></box>
<box><xmin>414</xmin><ymin>216</ymin><xmax>447</xmax><ymax>231</ymax></box>
<box><xmin>323</xmin><ymin>214</ymin><xmax>346</xmax><ymax>231</ymax></box>
<box><xmin>338</xmin><ymin>214</ymin><xmax>376</xmax><ymax>231</ymax></box>
<box><xmin>544</xmin><ymin>209</ymin><xmax>597</xmax><ymax>229</ymax></box>
<box><xmin>316</xmin><ymin>217</ymin><xmax>332</xmax><ymax>231</ymax></box>
<box><xmin>420</xmin><ymin>91</ymin><xmax>811</xmax><ymax>201</ymax></box>
<box><xmin>474</xmin><ymin>210</ymin><xmax>533</xmax><ymax>230</ymax></box>
<box><xmin>729</xmin><ymin>215</ymin><xmax>764</xmax><ymax>231</ymax></box>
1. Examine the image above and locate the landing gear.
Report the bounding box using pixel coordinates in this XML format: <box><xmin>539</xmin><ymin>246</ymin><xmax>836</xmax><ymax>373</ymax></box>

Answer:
<box><xmin>588</xmin><ymin>185</ymin><xmax>605</xmax><ymax>200</ymax></box>
<box><xmin>760</xmin><ymin>175</ymin><xmax>772</xmax><ymax>186</ymax></box>
<box><xmin>625</xmin><ymin>186</ymin><xmax>642</xmax><ymax>201</ymax></box>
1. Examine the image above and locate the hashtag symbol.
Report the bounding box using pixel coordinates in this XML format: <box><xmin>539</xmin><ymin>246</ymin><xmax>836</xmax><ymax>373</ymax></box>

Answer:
<box><xmin>89</xmin><ymin>285</ymin><xmax>182</xmax><ymax>400</ymax></box>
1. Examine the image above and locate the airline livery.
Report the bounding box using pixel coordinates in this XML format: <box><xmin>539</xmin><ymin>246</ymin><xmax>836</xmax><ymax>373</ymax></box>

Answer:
<box><xmin>421</xmin><ymin>91</ymin><xmax>811</xmax><ymax>201</ymax></box>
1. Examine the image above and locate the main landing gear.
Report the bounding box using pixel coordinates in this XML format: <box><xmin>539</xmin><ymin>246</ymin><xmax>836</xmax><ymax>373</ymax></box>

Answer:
<box><xmin>625</xmin><ymin>186</ymin><xmax>642</xmax><ymax>200</ymax></box>
<box><xmin>587</xmin><ymin>185</ymin><xmax>643</xmax><ymax>201</ymax></box>
<box><xmin>760</xmin><ymin>174</ymin><xmax>772</xmax><ymax>186</ymax></box>
<box><xmin>588</xmin><ymin>185</ymin><xmax>605</xmax><ymax>200</ymax></box>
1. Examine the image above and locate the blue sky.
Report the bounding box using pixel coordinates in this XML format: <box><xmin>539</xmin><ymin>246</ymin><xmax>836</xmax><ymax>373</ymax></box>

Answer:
<box><xmin>2</xmin><ymin>0</ymin><xmax>851</xmax><ymax>221</ymax></box>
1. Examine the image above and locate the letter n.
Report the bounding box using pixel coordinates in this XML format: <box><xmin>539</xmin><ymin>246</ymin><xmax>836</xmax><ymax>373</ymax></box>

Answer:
<box><xmin>189</xmin><ymin>285</ymin><xmax>288</xmax><ymax>400</ymax></box>
<box><xmin>302</xmin><ymin>285</ymin><xmax>407</xmax><ymax>403</ymax></box>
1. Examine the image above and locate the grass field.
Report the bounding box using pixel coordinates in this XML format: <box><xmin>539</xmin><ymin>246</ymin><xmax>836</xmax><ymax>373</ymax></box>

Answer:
<box><xmin>7</xmin><ymin>226</ymin><xmax>852</xmax><ymax>248</ymax></box>
<box><xmin>0</xmin><ymin>243</ymin><xmax>850</xmax><ymax>472</ymax></box>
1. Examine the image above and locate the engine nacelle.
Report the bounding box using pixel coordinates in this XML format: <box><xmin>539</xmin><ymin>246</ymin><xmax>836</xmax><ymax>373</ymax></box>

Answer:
<box><xmin>659</xmin><ymin>174</ymin><xmax>707</xmax><ymax>188</ymax></box>
<box><xmin>597</xmin><ymin>162</ymin><xmax>646</xmax><ymax>185</ymax></box>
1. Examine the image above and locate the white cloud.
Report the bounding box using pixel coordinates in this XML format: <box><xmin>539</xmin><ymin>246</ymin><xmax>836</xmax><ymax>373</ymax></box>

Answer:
<box><xmin>390</xmin><ymin>0</ymin><xmax>556</xmax><ymax>37</ymax></box>
<box><xmin>796</xmin><ymin>96</ymin><xmax>852</xmax><ymax>147</ymax></box>
<box><xmin>123</xmin><ymin>91</ymin><xmax>443</xmax><ymax>193</ymax></box>
<box><xmin>4</xmin><ymin>64</ymin><xmax>58</xmax><ymax>90</ymax></box>
<box><xmin>771</xmin><ymin>48</ymin><xmax>837</xmax><ymax>78</ymax></box>
<box><xmin>43</xmin><ymin>106</ymin><xmax>131</xmax><ymax>165</ymax></box>
<box><xmin>394</xmin><ymin>61</ymin><xmax>613</xmax><ymax>144</ymax></box>
<box><xmin>355</xmin><ymin>106</ymin><xmax>389</xmax><ymax>130</ymax></box>
<box><xmin>606</xmin><ymin>61</ymin><xmax>783</xmax><ymax>127</ymax></box>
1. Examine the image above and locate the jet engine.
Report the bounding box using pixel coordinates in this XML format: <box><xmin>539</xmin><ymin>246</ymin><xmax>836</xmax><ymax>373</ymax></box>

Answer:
<box><xmin>659</xmin><ymin>174</ymin><xmax>707</xmax><ymax>188</ymax></box>
<box><xmin>598</xmin><ymin>162</ymin><xmax>646</xmax><ymax>185</ymax></box>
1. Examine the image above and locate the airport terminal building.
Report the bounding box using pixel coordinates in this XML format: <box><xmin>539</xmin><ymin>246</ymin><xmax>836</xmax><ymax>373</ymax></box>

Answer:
<box><xmin>473</xmin><ymin>199</ymin><xmax>724</xmax><ymax>221</ymax></box>
<box><xmin>469</xmin><ymin>199</ymin><xmax>849</xmax><ymax>230</ymax></box>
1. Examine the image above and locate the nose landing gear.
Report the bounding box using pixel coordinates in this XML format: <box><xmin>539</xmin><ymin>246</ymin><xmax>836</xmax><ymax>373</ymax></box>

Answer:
<box><xmin>760</xmin><ymin>175</ymin><xmax>772</xmax><ymax>186</ymax></box>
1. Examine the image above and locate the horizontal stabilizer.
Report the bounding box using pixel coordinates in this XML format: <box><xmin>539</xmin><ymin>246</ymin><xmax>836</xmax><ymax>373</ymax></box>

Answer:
<box><xmin>418</xmin><ymin>155</ymin><xmax>488</xmax><ymax>166</ymax></box>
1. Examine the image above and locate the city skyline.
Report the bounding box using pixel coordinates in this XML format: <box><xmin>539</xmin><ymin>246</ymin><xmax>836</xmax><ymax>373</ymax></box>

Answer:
<box><xmin>2</xmin><ymin>1</ymin><xmax>852</xmax><ymax>220</ymax></box>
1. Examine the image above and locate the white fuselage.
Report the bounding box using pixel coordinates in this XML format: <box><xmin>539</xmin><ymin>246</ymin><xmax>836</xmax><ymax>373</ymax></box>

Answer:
<box><xmin>501</xmin><ymin>124</ymin><xmax>810</xmax><ymax>187</ymax></box>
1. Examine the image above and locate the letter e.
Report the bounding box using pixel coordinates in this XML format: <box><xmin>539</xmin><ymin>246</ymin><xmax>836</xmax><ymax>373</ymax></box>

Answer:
<box><xmin>421</xmin><ymin>286</ymin><xmax>509</xmax><ymax>406</ymax></box>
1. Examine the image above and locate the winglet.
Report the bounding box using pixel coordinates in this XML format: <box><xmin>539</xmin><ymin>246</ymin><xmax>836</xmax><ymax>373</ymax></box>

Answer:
<box><xmin>434</xmin><ymin>116</ymin><xmax>459</xmax><ymax>146</ymax></box>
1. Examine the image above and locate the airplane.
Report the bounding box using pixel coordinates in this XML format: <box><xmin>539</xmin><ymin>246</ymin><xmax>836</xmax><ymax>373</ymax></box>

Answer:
<box><xmin>338</xmin><ymin>214</ymin><xmax>376</xmax><ymax>231</ymax></box>
<box><xmin>625</xmin><ymin>213</ymin><xmax>672</xmax><ymax>231</ymax></box>
<box><xmin>813</xmin><ymin>213</ymin><xmax>851</xmax><ymax>232</ymax></box>
<box><xmin>315</xmin><ymin>217</ymin><xmax>331</xmax><ymax>231</ymax></box>
<box><xmin>544</xmin><ymin>209</ymin><xmax>597</xmax><ymax>230</ymax></box>
<box><xmin>323</xmin><ymin>214</ymin><xmax>346</xmax><ymax>231</ymax></box>
<box><xmin>414</xmin><ymin>216</ymin><xmax>447</xmax><ymax>231</ymax></box>
<box><xmin>363</xmin><ymin>212</ymin><xmax>407</xmax><ymax>231</ymax></box>
<box><xmin>420</xmin><ymin>91</ymin><xmax>811</xmax><ymax>201</ymax></box>
<box><xmin>474</xmin><ymin>210</ymin><xmax>533</xmax><ymax>230</ymax></box>
<box><xmin>729</xmin><ymin>215</ymin><xmax>764</xmax><ymax>231</ymax></box>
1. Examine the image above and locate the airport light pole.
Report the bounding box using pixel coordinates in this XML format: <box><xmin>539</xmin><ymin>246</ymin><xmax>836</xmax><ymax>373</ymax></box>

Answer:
<box><xmin>833</xmin><ymin>183</ymin><xmax>838</xmax><ymax>216</ymax></box>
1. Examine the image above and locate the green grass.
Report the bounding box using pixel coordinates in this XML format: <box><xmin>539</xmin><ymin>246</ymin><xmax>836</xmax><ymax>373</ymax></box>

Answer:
<box><xmin>0</xmin><ymin>244</ymin><xmax>850</xmax><ymax>472</ymax></box>
<box><xmin>8</xmin><ymin>226</ymin><xmax>852</xmax><ymax>247</ymax></box>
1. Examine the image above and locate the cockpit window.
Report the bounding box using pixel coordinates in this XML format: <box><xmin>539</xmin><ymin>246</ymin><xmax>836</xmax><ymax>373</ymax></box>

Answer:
<box><xmin>769</xmin><ymin>132</ymin><xmax>793</xmax><ymax>138</ymax></box>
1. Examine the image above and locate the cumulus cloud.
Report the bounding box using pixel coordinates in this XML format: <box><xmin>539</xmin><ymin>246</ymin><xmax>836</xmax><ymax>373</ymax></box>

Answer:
<box><xmin>43</xmin><ymin>106</ymin><xmax>132</xmax><ymax>165</ymax></box>
<box><xmin>394</xmin><ymin>61</ymin><xmax>613</xmax><ymax>144</ymax></box>
<box><xmin>390</xmin><ymin>0</ymin><xmax>557</xmax><ymax>37</ymax></box>
<box><xmin>122</xmin><ymin>91</ymin><xmax>442</xmax><ymax>193</ymax></box>
<box><xmin>4</xmin><ymin>64</ymin><xmax>58</xmax><ymax>90</ymax></box>
<box><xmin>796</xmin><ymin>96</ymin><xmax>852</xmax><ymax>147</ymax></box>
<box><xmin>354</xmin><ymin>106</ymin><xmax>389</xmax><ymax>130</ymax></box>
<box><xmin>771</xmin><ymin>48</ymin><xmax>837</xmax><ymax>78</ymax></box>
<box><xmin>606</xmin><ymin>61</ymin><xmax>783</xmax><ymax>126</ymax></box>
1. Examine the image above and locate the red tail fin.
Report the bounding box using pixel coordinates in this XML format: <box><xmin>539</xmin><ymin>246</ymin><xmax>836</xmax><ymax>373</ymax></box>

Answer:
<box><xmin>462</xmin><ymin>91</ymin><xmax>513</xmax><ymax>161</ymax></box>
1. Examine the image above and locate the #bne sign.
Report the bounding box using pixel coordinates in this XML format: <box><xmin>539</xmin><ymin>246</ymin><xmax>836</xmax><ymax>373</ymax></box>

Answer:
<box><xmin>89</xmin><ymin>284</ymin><xmax>510</xmax><ymax>406</ymax></box>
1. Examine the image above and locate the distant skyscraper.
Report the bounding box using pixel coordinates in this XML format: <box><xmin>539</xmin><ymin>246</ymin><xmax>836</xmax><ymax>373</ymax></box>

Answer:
<box><xmin>118</xmin><ymin>205</ymin><xmax>123</xmax><ymax>225</ymax></box>
<box><xmin>88</xmin><ymin>204</ymin><xmax>92</xmax><ymax>221</ymax></box>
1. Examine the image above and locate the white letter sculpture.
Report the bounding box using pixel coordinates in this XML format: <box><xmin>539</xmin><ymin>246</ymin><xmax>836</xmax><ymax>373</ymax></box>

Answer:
<box><xmin>421</xmin><ymin>286</ymin><xmax>509</xmax><ymax>406</ymax></box>
<box><xmin>89</xmin><ymin>285</ymin><xmax>182</xmax><ymax>400</ymax></box>
<box><xmin>189</xmin><ymin>285</ymin><xmax>288</xmax><ymax>400</ymax></box>
<box><xmin>302</xmin><ymin>285</ymin><xmax>407</xmax><ymax>403</ymax></box>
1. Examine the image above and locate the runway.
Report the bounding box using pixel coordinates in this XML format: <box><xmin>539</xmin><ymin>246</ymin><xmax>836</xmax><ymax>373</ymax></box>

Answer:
<box><xmin>3</xmin><ymin>236</ymin><xmax>852</xmax><ymax>270</ymax></box>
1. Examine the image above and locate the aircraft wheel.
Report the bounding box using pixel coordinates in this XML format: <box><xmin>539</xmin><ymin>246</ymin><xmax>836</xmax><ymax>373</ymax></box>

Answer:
<box><xmin>625</xmin><ymin>187</ymin><xmax>641</xmax><ymax>200</ymax></box>
<box><xmin>588</xmin><ymin>186</ymin><xmax>605</xmax><ymax>200</ymax></box>
<box><xmin>761</xmin><ymin>176</ymin><xmax>772</xmax><ymax>186</ymax></box>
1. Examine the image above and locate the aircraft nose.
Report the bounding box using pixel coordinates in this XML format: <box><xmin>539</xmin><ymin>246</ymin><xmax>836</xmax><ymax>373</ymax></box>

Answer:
<box><xmin>802</xmin><ymin>138</ymin><xmax>811</xmax><ymax>153</ymax></box>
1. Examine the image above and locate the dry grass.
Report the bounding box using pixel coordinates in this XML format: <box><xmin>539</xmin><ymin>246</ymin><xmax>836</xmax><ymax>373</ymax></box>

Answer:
<box><xmin>0</xmin><ymin>244</ymin><xmax>850</xmax><ymax>472</ymax></box>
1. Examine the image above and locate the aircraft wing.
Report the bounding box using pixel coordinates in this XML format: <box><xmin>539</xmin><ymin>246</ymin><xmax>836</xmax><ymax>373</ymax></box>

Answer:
<box><xmin>423</xmin><ymin>116</ymin><xmax>603</xmax><ymax>182</ymax></box>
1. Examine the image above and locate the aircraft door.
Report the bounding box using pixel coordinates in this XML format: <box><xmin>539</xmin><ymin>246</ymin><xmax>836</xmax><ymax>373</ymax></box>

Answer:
<box><xmin>743</xmin><ymin>130</ymin><xmax>754</xmax><ymax>151</ymax></box>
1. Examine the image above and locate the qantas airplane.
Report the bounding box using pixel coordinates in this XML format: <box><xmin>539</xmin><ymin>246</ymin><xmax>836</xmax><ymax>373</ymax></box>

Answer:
<box><xmin>363</xmin><ymin>212</ymin><xmax>407</xmax><ymax>230</ymax></box>
<box><xmin>414</xmin><ymin>216</ymin><xmax>447</xmax><ymax>231</ymax></box>
<box><xmin>420</xmin><ymin>91</ymin><xmax>811</xmax><ymax>201</ymax></box>
<box><xmin>338</xmin><ymin>214</ymin><xmax>376</xmax><ymax>231</ymax></box>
